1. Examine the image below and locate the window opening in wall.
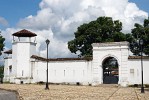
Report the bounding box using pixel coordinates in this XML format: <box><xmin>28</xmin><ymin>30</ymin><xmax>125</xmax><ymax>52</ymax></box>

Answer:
<box><xmin>83</xmin><ymin>70</ymin><xmax>85</xmax><ymax>76</ymax></box>
<box><xmin>130</xmin><ymin>69</ymin><xmax>134</xmax><ymax>73</ymax></box>
<box><xmin>137</xmin><ymin>69</ymin><xmax>139</xmax><ymax>76</ymax></box>
<box><xmin>73</xmin><ymin>70</ymin><xmax>75</xmax><ymax>77</ymax></box>
<box><xmin>9</xmin><ymin>65</ymin><xmax>12</xmax><ymax>73</ymax></box>
<box><xmin>31</xmin><ymin>62</ymin><xmax>34</xmax><ymax>78</ymax></box>
<box><xmin>64</xmin><ymin>70</ymin><xmax>65</xmax><ymax>77</ymax></box>
<box><xmin>130</xmin><ymin>69</ymin><xmax>134</xmax><ymax>77</ymax></box>
<box><xmin>22</xmin><ymin>70</ymin><xmax>24</xmax><ymax>76</ymax></box>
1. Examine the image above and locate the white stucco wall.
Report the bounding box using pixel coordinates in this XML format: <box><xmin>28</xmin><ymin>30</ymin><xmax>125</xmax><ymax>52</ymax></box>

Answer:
<box><xmin>3</xmin><ymin>56</ymin><xmax>12</xmax><ymax>82</ymax></box>
<box><xmin>11</xmin><ymin>42</ymin><xmax>17</xmax><ymax>81</ymax></box>
<box><xmin>32</xmin><ymin>60</ymin><xmax>92</xmax><ymax>85</ymax></box>
<box><xmin>128</xmin><ymin>59</ymin><xmax>149</xmax><ymax>85</ymax></box>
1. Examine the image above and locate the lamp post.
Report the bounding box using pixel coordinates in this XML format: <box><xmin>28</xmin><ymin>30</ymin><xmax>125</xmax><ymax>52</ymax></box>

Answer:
<box><xmin>139</xmin><ymin>39</ymin><xmax>144</xmax><ymax>93</ymax></box>
<box><xmin>45</xmin><ymin>39</ymin><xmax>50</xmax><ymax>90</ymax></box>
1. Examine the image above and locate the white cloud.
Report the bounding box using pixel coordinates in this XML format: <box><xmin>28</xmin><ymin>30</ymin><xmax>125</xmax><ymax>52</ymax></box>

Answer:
<box><xmin>2</xmin><ymin>0</ymin><xmax>149</xmax><ymax>58</ymax></box>
<box><xmin>0</xmin><ymin>16</ymin><xmax>8</xmax><ymax>26</ymax></box>
<box><xmin>17</xmin><ymin>8</ymin><xmax>59</xmax><ymax>30</ymax></box>
<box><xmin>1</xmin><ymin>28</ymin><xmax>76</xmax><ymax>58</ymax></box>
<box><xmin>32</xmin><ymin>28</ymin><xmax>76</xmax><ymax>58</ymax></box>
<box><xmin>1</xmin><ymin>28</ymin><xmax>18</xmax><ymax>43</ymax></box>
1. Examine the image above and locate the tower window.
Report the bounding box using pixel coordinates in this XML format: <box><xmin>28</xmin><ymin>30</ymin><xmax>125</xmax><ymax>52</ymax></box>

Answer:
<box><xmin>9</xmin><ymin>65</ymin><xmax>12</xmax><ymax>73</ymax></box>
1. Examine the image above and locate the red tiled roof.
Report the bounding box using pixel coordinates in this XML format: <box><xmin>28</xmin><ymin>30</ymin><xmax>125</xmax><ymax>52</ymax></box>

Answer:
<box><xmin>31</xmin><ymin>55</ymin><xmax>92</xmax><ymax>61</ymax></box>
<box><xmin>4</xmin><ymin>49</ymin><xmax>12</xmax><ymax>54</ymax></box>
<box><xmin>12</xmin><ymin>29</ymin><xmax>37</xmax><ymax>37</ymax></box>
<box><xmin>128</xmin><ymin>56</ymin><xmax>149</xmax><ymax>59</ymax></box>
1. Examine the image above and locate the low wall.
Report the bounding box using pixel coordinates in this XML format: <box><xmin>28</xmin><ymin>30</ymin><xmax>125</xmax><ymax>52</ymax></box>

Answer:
<box><xmin>32</xmin><ymin>60</ymin><xmax>92</xmax><ymax>85</ymax></box>
<box><xmin>128</xmin><ymin>58</ymin><xmax>149</xmax><ymax>85</ymax></box>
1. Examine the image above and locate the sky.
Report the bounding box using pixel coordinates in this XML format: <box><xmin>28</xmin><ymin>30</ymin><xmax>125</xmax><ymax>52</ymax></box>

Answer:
<box><xmin>0</xmin><ymin>0</ymin><xmax>149</xmax><ymax>63</ymax></box>
<box><xmin>129</xmin><ymin>0</ymin><xmax>149</xmax><ymax>13</ymax></box>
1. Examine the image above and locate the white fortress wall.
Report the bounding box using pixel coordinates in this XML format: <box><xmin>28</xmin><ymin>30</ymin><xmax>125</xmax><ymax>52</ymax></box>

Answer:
<box><xmin>3</xmin><ymin>29</ymin><xmax>149</xmax><ymax>86</ymax></box>
<box><xmin>32</xmin><ymin>60</ymin><xmax>92</xmax><ymax>85</ymax></box>
<box><xmin>128</xmin><ymin>58</ymin><xmax>149</xmax><ymax>85</ymax></box>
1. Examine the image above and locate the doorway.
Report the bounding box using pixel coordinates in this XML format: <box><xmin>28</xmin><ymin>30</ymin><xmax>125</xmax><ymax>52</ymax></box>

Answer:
<box><xmin>102</xmin><ymin>57</ymin><xmax>119</xmax><ymax>84</ymax></box>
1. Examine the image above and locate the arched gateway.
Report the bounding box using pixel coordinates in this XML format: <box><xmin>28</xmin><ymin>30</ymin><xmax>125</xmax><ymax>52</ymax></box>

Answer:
<box><xmin>92</xmin><ymin>42</ymin><xmax>129</xmax><ymax>86</ymax></box>
<box><xmin>102</xmin><ymin>57</ymin><xmax>119</xmax><ymax>84</ymax></box>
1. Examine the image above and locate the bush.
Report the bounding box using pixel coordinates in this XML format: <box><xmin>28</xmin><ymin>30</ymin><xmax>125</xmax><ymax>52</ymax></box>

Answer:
<box><xmin>37</xmin><ymin>81</ymin><xmax>44</xmax><ymax>85</ymax></box>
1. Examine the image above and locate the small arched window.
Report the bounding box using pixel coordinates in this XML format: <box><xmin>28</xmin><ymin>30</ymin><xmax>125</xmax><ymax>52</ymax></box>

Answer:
<box><xmin>9</xmin><ymin>65</ymin><xmax>12</xmax><ymax>73</ymax></box>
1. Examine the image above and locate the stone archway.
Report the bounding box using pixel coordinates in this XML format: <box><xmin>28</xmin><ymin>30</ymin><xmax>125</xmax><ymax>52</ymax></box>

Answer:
<box><xmin>102</xmin><ymin>57</ymin><xmax>119</xmax><ymax>84</ymax></box>
<box><xmin>92</xmin><ymin>42</ymin><xmax>129</xmax><ymax>86</ymax></box>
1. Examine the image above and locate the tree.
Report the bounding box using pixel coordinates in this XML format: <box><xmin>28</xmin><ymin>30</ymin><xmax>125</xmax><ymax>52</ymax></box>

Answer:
<box><xmin>0</xmin><ymin>31</ymin><xmax>5</xmax><ymax>55</ymax></box>
<box><xmin>130</xmin><ymin>18</ymin><xmax>149</xmax><ymax>56</ymax></box>
<box><xmin>68</xmin><ymin>16</ymin><xmax>126</xmax><ymax>57</ymax></box>
<box><xmin>0</xmin><ymin>66</ymin><xmax>4</xmax><ymax>78</ymax></box>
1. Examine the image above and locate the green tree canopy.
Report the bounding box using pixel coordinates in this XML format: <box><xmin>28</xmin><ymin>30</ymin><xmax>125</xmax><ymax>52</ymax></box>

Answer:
<box><xmin>0</xmin><ymin>66</ymin><xmax>4</xmax><ymax>78</ymax></box>
<box><xmin>130</xmin><ymin>17</ymin><xmax>149</xmax><ymax>56</ymax></box>
<box><xmin>68</xmin><ymin>16</ymin><xmax>126</xmax><ymax>57</ymax></box>
<box><xmin>0</xmin><ymin>31</ymin><xmax>5</xmax><ymax>55</ymax></box>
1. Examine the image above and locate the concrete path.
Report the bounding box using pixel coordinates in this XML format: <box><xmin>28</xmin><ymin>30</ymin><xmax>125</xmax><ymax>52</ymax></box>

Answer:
<box><xmin>0</xmin><ymin>89</ymin><xmax>17</xmax><ymax>100</ymax></box>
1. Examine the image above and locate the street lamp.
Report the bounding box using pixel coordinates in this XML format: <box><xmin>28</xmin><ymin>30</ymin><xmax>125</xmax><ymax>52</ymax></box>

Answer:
<box><xmin>139</xmin><ymin>39</ymin><xmax>144</xmax><ymax>93</ymax></box>
<box><xmin>45</xmin><ymin>39</ymin><xmax>50</xmax><ymax>90</ymax></box>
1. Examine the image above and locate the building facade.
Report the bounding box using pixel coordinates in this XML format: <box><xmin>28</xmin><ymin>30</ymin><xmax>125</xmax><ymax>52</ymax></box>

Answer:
<box><xmin>3</xmin><ymin>29</ymin><xmax>149</xmax><ymax>86</ymax></box>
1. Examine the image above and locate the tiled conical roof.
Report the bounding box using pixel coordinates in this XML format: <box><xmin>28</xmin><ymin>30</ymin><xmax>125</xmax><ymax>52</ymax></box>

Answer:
<box><xmin>12</xmin><ymin>29</ymin><xmax>37</xmax><ymax>37</ymax></box>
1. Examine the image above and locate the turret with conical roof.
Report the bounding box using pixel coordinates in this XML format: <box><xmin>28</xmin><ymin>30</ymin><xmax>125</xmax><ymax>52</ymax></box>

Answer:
<box><xmin>12</xmin><ymin>29</ymin><xmax>37</xmax><ymax>42</ymax></box>
<box><xmin>11</xmin><ymin>29</ymin><xmax>37</xmax><ymax>84</ymax></box>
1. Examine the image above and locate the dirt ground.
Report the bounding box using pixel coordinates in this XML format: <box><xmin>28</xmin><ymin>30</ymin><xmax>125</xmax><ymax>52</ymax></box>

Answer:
<box><xmin>0</xmin><ymin>84</ymin><xmax>149</xmax><ymax>100</ymax></box>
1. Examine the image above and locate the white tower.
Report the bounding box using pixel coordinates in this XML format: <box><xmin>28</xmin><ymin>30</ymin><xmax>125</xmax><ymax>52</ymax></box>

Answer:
<box><xmin>11</xmin><ymin>29</ymin><xmax>37</xmax><ymax>84</ymax></box>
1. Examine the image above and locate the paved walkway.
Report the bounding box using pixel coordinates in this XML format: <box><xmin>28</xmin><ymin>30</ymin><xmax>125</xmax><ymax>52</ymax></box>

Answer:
<box><xmin>0</xmin><ymin>84</ymin><xmax>149</xmax><ymax>100</ymax></box>
<box><xmin>0</xmin><ymin>89</ymin><xmax>17</xmax><ymax>100</ymax></box>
